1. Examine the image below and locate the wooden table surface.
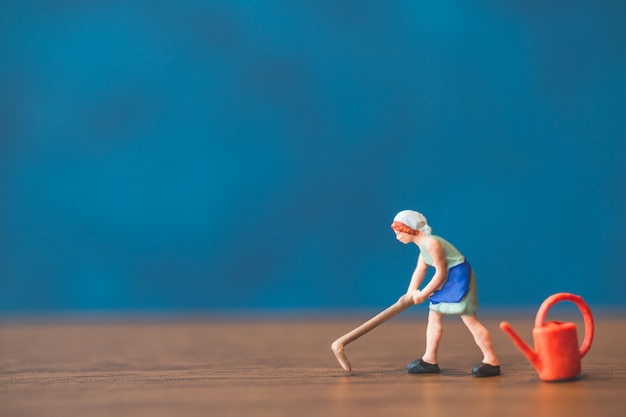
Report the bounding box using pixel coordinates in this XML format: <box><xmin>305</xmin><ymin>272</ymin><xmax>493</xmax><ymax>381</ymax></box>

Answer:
<box><xmin>1</xmin><ymin>311</ymin><xmax>625</xmax><ymax>417</ymax></box>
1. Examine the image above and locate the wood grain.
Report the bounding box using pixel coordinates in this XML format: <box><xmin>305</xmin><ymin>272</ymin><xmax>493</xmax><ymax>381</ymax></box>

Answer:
<box><xmin>1</xmin><ymin>312</ymin><xmax>625</xmax><ymax>417</ymax></box>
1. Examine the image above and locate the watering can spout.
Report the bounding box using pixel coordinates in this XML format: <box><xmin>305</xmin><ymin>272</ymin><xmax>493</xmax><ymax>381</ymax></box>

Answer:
<box><xmin>499</xmin><ymin>321</ymin><xmax>540</xmax><ymax>369</ymax></box>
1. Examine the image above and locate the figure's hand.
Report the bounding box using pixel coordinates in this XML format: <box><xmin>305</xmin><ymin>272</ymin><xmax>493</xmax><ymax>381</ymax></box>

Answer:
<box><xmin>409</xmin><ymin>290</ymin><xmax>426</xmax><ymax>305</ymax></box>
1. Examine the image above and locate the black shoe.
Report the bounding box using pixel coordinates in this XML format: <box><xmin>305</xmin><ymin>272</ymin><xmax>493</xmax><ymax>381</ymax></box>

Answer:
<box><xmin>406</xmin><ymin>358</ymin><xmax>440</xmax><ymax>374</ymax></box>
<box><xmin>472</xmin><ymin>362</ymin><xmax>501</xmax><ymax>377</ymax></box>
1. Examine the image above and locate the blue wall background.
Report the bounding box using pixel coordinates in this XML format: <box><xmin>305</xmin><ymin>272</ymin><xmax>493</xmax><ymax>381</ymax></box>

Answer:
<box><xmin>1</xmin><ymin>1</ymin><xmax>625</xmax><ymax>313</ymax></box>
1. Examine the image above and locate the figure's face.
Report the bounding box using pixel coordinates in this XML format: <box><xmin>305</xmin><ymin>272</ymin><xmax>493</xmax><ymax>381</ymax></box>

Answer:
<box><xmin>394</xmin><ymin>230</ymin><xmax>412</xmax><ymax>244</ymax></box>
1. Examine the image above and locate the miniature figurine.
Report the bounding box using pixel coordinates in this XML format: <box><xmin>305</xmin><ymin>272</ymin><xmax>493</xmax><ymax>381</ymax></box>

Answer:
<box><xmin>391</xmin><ymin>210</ymin><xmax>500</xmax><ymax>377</ymax></box>
<box><xmin>331</xmin><ymin>210</ymin><xmax>500</xmax><ymax>376</ymax></box>
<box><xmin>500</xmin><ymin>292</ymin><xmax>594</xmax><ymax>381</ymax></box>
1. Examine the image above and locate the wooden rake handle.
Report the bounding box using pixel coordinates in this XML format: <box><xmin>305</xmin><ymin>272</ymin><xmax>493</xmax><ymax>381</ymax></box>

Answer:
<box><xmin>331</xmin><ymin>293</ymin><xmax>414</xmax><ymax>371</ymax></box>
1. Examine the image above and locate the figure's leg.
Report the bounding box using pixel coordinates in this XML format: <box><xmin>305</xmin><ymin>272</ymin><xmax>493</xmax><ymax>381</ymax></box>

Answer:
<box><xmin>423</xmin><ymin>309</ymin><xmax>443</xmax><ymax>364</ymax></box>
<box><xmin>406</xmin><ymin>309</ymin><xmax>442</xmax><ymax>374</ymax></box>
<box><xmin>461</xmin><ymin>314</ymin><xmax>501</xmax><ymax>377</ymax></box>
<box><xmin>461</xmin><ymin>314</ymin><xmax>499</xmax><ymax>364</ymax></box>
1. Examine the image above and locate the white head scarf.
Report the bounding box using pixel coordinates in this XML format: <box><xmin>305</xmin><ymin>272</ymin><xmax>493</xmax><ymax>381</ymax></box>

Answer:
<box><xmin>393</xmin><ymin>210</ymin><xmax>432</xmax><ymax>235</ymax></box>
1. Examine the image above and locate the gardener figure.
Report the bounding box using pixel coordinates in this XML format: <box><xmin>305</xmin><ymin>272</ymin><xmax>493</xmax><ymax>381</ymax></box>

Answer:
<box><xmin>391</xmin><ymin>210</ymin><xmax>500</xmax><ymax>377</ymax></box>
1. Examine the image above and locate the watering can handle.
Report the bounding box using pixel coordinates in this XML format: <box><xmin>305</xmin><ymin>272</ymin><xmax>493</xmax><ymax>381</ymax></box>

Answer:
<box><xmin>534</xmin><ymin>292</ymin><xmax>594</xmax><ymax>358</ymax></box>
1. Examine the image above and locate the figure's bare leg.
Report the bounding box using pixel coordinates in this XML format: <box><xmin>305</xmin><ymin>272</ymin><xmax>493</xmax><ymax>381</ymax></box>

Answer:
<box><xmin>461</xmin><ymin>314</ymin><xmax>499</xmax><ymax>366</ymax></box>
<box><xmin>422</xmin><ymin>310</ymin><xmax>443</xmax><ymax>364</ymax></box>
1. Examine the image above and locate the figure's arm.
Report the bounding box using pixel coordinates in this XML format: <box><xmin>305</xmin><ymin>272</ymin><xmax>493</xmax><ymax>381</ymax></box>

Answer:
<box><xmin>406</xmin><ymin>254</ymin><xmax>428</xmax><ymax>304</ymax></box>
<box><xmin>407</xmin><ymin>254</ymin><xmax>428</xmax><ymax>293</ymax></box>
<box><xmin>412</xmin><ymin>238</ymin><xmax>448</xmax><ymax>304</ymax></box>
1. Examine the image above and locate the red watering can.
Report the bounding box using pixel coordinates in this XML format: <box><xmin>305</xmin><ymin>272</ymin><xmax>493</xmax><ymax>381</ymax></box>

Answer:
<box><xmin>500</xmin><ymin>292</ymin><xmax>594</xmax><ymax>381</ymax></box>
